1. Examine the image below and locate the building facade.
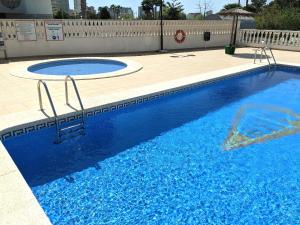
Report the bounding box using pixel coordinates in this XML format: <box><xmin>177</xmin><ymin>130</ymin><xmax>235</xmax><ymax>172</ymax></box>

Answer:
<box><xmin>0</xmin><ymin>0</ymin><xmax>53</xmax><ymax>18</ymax></box>
<box><xmin>74</xmin><ymin>0</ymin><xmax>86</xmax><ymax>18</ymax></box>
<box><xmin>205</xmin><ymin>13</ymin><xmax>256</xmax><ymax>29</ymax></box>
<box><xmin>87</xmin><ymin>6</ymin><xmax>96</xmax><ymax>14</ymax></box>
<box><xmin>74</xmin><ymin>0</ymin><xmax>80</xmax><ymax>13</ymax></box>
<box><xmin>51</xmin><ymin>0</ymin><xmax>69</xmax><ymax>15</ymax></box>
<box><xmin>138</xmin><ymin>6</ymin><xmax>144</xmax><ymax>19</ymax></box>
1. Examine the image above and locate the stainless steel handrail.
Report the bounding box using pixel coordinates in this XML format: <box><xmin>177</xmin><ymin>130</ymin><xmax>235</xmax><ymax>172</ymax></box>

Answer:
<box><xmin>262</xmin><ymin>48</ymin><xmax>271</xmax><ymax>69</ymax></box>
<box><xmin>269</xmin><ymin>48</ymin><xmax>277</xmax><ymax>65</ymax></box>
<box><xmin>65</xmin><ymin>76</ymin><xmax>85</xmax><ymax>120</ymax></box>
<box><xmin>254</xmin><ymin>46</ymin><xmax>277</xmax><ymax>69</ymax></box>
<box><xmin>37</xmin><ymin>80</ymin><xmax>59</xmax><ymax>142</ymax></box>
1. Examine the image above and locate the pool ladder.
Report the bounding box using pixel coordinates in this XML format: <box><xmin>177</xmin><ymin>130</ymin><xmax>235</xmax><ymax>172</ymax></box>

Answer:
<box><xmin>37</xmin><ymin>76</ymin><xmax>85</xmax><ymax>144</ymax></box>
<box><xmin>254</xmin><ymin>45</ymin><xmax>277</xmax><ymax>69</ymax></box>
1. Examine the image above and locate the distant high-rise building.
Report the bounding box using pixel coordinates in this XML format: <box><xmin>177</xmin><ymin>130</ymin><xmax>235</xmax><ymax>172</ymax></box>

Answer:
<box><xmin>74</xmin><ymin>0</ymin><xmax>80</xmax><ymax>13</ymax></box>
<box><xmin>87</xmin><ymin>6</ymin><xmax>96</xmax><ymax>15</ymax></box>
<box><xmin>138</xmin><ymin>6</ymin><xmax>145</xmax><ymax>19</ymax></box>
<box><xmin>153</xmin><ymin>6</ymin><xmax>160</xmax><ymax>19</ymax></box>
<box><xmin>74</xmin><ymin>0</ymin><xmax>87</xmax><ymax>18</ymax></box>
<box><xmin>51</xmin><ymin>0</ymin><xmax>69</xmax><ymax>15</ymax></box>
<box><xmin>0</xmin><ymin>0</ymin><xmax>53</xmax><ymax>18</ymax></box>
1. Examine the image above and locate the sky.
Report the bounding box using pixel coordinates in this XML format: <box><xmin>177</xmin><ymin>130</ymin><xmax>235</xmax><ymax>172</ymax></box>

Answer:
<box><xmin>69</xmin><ymin>0</ymin><xmax>250</xmax><ymax>15</ymax></box>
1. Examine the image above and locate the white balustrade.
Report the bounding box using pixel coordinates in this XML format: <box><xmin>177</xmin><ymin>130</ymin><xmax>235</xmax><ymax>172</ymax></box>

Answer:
<box><xmin>239</xmin><ymin>29</ymin><xmax>300</xmax><ymax>51</ymax></box>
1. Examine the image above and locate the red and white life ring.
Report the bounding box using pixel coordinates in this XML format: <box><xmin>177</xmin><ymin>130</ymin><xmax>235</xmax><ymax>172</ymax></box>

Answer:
<box><xmin>174</xmin><ymin>30</ymin><xmax>186</xmax><ymax>43</ymax></box>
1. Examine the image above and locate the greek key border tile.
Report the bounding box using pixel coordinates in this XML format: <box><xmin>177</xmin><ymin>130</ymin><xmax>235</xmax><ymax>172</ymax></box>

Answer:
<box><xmin>1</xmin><ymin>64</ymin><xmax>298</xmax><ymax>142</ymax></box>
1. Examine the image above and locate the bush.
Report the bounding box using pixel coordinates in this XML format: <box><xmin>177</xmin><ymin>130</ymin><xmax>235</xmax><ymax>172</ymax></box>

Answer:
<box><xmin>255</xmin><ymin>4</ymin><xmax>300</xmax><ymax>30</ymax></box>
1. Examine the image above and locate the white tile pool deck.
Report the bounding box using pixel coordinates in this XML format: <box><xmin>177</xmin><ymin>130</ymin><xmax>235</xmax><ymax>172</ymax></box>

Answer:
<box><xmin>0</xmin><ymin>47</ymin><xmax>299</xmax><ymax>224</ymax></box>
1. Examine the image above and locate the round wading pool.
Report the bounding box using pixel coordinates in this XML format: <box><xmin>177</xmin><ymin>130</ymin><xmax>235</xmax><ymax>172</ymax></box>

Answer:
<box><xmin>10</xmin><ymin>58</ymin><xmax>143</xmax><ymax>80</ymax></box>
<box><xmin>28</xmin><ymin>59</ymin><xmax>127</xmax><ymax>75</ymax></box>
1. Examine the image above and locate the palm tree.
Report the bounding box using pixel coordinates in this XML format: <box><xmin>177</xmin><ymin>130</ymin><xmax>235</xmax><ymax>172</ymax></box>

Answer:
<box><xmin>141</xmin><ymin>0</ymin><xmax>154</xmax><ymax>19</ymax></box>
<box><xmin>165</xmin><ymin>0</ymin><xmax>184</xmax><ymax>19</ymax></box>
<box><xmin>110</xmin><ymin>4</ymin><xmax>119</xmax><ymax>19</ymax></box>
<box><xmin>99</xmin><ymin>7</ymin><xmax>111</xmax><ymax>19</ymax></box>
<box><xmin>141</xmin><ymin>0</ymin><xmax>161</xmax><ymax>19</ymax></box>
<box><xmin>115</xmin><ymin>5</ymin><xmax>121</xmax><ymax>19</ymax></box>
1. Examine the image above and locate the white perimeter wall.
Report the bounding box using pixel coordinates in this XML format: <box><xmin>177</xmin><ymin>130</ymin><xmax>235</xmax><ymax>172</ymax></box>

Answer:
<box><xmin>0</xmin><ymin>20</ymin><xmax>233</xmax><ymax>58</ymax></box>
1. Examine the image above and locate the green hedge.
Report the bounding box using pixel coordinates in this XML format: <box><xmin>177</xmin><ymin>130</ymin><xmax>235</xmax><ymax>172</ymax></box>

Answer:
<box><xmin>255</xmin><ymin>5</ymin><xmax>300</xmax><ymax>30</ymax></box>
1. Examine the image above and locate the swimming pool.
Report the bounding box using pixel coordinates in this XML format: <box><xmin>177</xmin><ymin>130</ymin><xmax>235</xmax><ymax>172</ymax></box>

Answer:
<box><xmin>10</xmin><ymin>57</ymin><xmax>143</xmax><ymax>80</ymax></box>
<box><xmin>3</xmin><ymin>65</ymin><xmax>300</xmax><ymax>224</ymax></box>
<box><xmin>28</xmin><ymin>59</ymin><xmax>127</xmax><ymax>75</ymax></box>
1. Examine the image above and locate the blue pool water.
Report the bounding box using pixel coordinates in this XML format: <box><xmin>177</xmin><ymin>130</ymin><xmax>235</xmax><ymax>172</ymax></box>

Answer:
<box><xmin>3</xmin><ymin>65</ymin><xmax>300</xmax><ymax>224</ymax></box>
<box><xmin>28</xmin><ymin>59</ymin><xmax>127</xmax><ymax>76</ymax></box>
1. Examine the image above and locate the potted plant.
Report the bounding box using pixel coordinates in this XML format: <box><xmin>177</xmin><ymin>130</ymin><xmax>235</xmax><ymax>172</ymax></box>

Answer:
<box><xmin>225</xmin><ymin>45</ymin><xmax>236</xmax><ymax>55</ymax></box>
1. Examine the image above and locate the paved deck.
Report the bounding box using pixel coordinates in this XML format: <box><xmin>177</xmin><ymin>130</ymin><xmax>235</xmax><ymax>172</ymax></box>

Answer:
<box><xmin>0</xmin><ymin>48</ymin><xmax>299</xmax><ymax>119</ymax></box>
<box><xmin>0</xmin><ymin>47</ymin><xmax>299</xmax><ymax>225</ymax></box>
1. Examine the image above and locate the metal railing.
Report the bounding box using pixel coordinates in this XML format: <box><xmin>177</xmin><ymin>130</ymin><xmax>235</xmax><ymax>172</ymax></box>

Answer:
<box><xmin>253</xmin><ymin>40</ymin><xmax>277</xmax><ymax>69</ymax></box>
<box><xmin>65</xmin><ymin>75</ymin><xmax>85</xmax><ymax>123</ymax></box>
<box><xmin>37</xmin><ymin>77</ymin><xmax>85</xmax><ymax>143</ymax></box>
<box><xmin>37</xmin><ymin>80</ymin><xmax>59</xmax><ymax>142</ymax></box>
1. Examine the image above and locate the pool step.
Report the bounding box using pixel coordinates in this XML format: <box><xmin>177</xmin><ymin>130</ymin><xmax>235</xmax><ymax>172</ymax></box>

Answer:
<box><xmin>59</xmin><ymin>118</ymin><xmax>83</xmax><ymax>129</ymax></box>
<box><xmin>56</xmin><ymin>117</ymin><xmax>85</xmax><ymax>143</ymax></box>
<box><xmin>59</xmin><ymin>123</ymin><xmax>84</xmax><ymax>133</ymax></box>
<box><xmin>57</xmin><ymin>122</ymin><xmax>85</xmax><ymax>143</ymax></box>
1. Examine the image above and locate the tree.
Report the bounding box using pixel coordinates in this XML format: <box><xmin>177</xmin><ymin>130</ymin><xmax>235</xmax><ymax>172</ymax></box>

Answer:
<box><xmin>194</xmin><ymin>14</ymin><xmax>204</xmax><ymax>20</ymax></box>
<box><xmin>87</xmin><ymin>7</ymin><xmax>97</xmax><ymax>19</ymax></box>
<box><xmin>141</xmin><ymin>0</ymin><xmax>160</xmax><ymax>19</ymax></box>
<box><xmin>165</xmin><ymin>0</ymin><xmax>184</xmax><ymax>20</ymax></box>
<box><xmin>255</xmin><ymin>1</ymin><xmax>300</xmax><ymax>30</ymax></box>
<box><xmin>111</xmin><ymin>4</ymin><xmax>121</xmax><ymax>19</ymax></box>
<box><xmin>120</xmin><ymin>14</ymin><xmax>134</xmax><ymax>20</ymax></box>
<box><xmin>141</xmin><ymin>0</ymin><xmax>152</xmax><ymax>19</ymax></box>
<box><xmin>251</xmin><ymin>0</ymin><xmax>267</xmax><ymax>12</ymax></box>
<box><xmin>274</xmin><ymin>0</ymin><xmax>300</xmax><ymax>8</ymax></box>
<box><xmin>222</xmin><ymin>3</ymin><xmax>241</xmax><ymax>10</ymax></box>
<box><xmin>53</xmin><ymin>9</ymin><xmax>70</xmax><ymax>19</ymax></box>
<box><xmin>243</xmin><ymin>4</ymin><xmax>257</xmax><ymax>13</ymax></box>
<box><xmin>115</xmin><ymin>5</ymin><xmax>121</xmax><ymax>19</ymax></box>
<box><xmin>87</xmin><ymin>12</ymin><xmax>97</xmax><ymax>19</ymax></box>
<box><xmin>99</xmin><ymin>7</ymin><xmax>111</xmax><ymax>19</ymax></box>
<box><xmin>180</xmin><ymin>12</ymin><xmax>187</xmax><ymax>20</ymax></box>
<box><xmin>110</xmin><ymin>5</ymin><xmax>116</xmax><ymax>19</ymax></box>
<box><xmin>196</xmin><ymin>0</ymin><xmax>212</xmax><ymax>18</ymax></box>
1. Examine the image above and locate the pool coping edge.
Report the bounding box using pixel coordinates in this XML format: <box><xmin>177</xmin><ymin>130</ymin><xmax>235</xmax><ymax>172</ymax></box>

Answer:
<box><xmin>3</xmin><ymin>61</ymin><xmax>300</xmax><ymax>141</ymax></box>
<box><xmin>0</xmin><ymin>141</ymin><xmax>52</xmax><ymax>225</ymax></box>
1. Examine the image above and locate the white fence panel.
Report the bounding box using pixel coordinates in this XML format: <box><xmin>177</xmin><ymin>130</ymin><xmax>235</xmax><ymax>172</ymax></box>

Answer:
<box><xmin>0</xmin><ymin>19</ymin><xmax>232</xmax><ymax>58</ymax></box>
